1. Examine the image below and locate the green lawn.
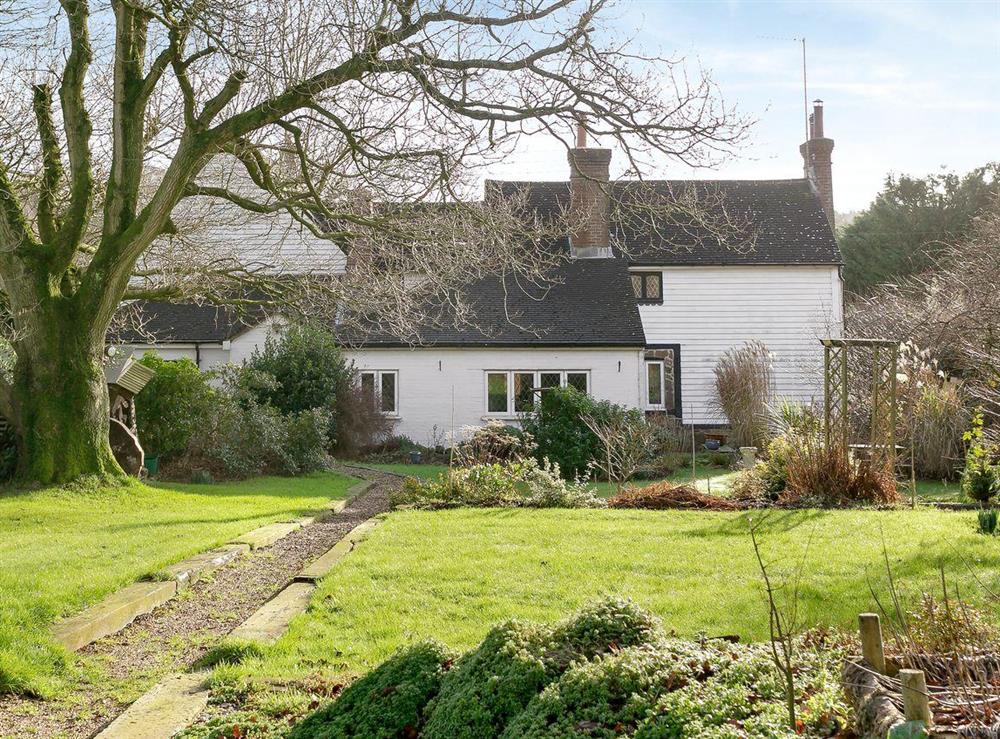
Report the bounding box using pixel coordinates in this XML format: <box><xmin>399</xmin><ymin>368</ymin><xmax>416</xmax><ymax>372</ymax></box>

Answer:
<box><xmin>0</xmin><ymin>471</ymin><xmax>356</xmax><ymax>698</ymax></box>
<box><xmin>222</xmin><ymin>505</ymin><xmax>998</xmax><ymax>693</ymax></box>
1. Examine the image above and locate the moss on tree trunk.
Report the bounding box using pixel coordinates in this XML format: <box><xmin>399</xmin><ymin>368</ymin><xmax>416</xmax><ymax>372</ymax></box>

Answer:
<box><xmin>10</xmin><ymin>309</ymin><xmax>123</xmax><ymax>485</ymax></box>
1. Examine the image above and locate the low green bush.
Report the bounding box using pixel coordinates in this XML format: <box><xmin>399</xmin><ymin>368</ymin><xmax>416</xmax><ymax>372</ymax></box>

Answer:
<box><xmin>291</xmin><ymin>600</ymin><xmax>850</xmax><ymax>739</ymax></box>
<box><xmin>978</xmin><ymin>508</ymin><xmax>999</xmax><ymax>535</ymax></box>
<box><xmin>291</xmin><ymin>641</ymin><xmax>453</xmax><ymax>739</ymax></box>
<box><xmin>961</xmin><ymin>411</ymin><xmax>998</xmax><ymax>504</ymax></box>
<box><xmin>423</xmin><ymin>598</ymin><xmax>657</xmax><ymax>739</ymax></box>
<box><xmin>390</xmin><ymin>458</ymin><xmax>605</xmax><ymax>510</ymax></box>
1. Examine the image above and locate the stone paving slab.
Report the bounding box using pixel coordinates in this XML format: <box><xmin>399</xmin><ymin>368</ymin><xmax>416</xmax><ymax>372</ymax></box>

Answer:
<box><xmin>227</xmin><ymin>582</ymin><xmax>315</xmax><ymax>643</ymax></box>
<box><xmin>165</xmin><ymin>543</ymin><xmax>250</xmax><ymax>590</ymax></box>
<box><xmin>94</xmin><ymin>672</ymin><xmax>209</xmax><ymax>739</ymax></box>
<box><xmin>295</xmin><ymin>519</ymin><xmax>380</xmax><ymax>583</ymax></box>
<box><xmin>53</xmin><ymin>580</ymin><xmax>178</xmax><ymax>652</ymax></box>
<box><xmin>233</xmin><ymin>521</ymin><xmax>303</xmax><ymax>549</ymax></box>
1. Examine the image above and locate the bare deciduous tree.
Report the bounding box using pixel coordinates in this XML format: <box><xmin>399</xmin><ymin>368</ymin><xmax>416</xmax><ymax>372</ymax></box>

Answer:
<box><xmin>582</xmin><ymin>408</ymin><xmax>654</xmax><ymax>491</ymax></box>
<box><xmin>0</xmin><ymin>0</ymin><xmax>749</xmax><ymax>483</ymax></box>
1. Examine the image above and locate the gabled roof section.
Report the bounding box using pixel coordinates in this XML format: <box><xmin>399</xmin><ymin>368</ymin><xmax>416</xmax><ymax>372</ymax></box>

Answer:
<box><xmin>341</xmin><ymin>258</ymin><xmax>646</xmax><ymax>348</ymax></box>
<box><xmin>116</xmin><ymin>301</ymin><xmax>268</xmax><ymax>344</ymax></box>
<box><xmin>489</xmin><ymin>178</ymin><xmax>842</xmax><ymax>266</ymax></box>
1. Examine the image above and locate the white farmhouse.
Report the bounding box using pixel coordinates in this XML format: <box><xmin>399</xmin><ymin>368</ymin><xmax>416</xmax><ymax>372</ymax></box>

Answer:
<box><xmin>122</xmin><ymin>102</ymin><xmax>843</xmax><ymax>443</ymax></box>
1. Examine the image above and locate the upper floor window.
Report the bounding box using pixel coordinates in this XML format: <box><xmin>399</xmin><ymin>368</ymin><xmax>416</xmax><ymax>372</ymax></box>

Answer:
<box><xmin>360</xmin><ymin>370</ymin><xmax>398</xmax><ymax>415</ymax></box>
<box><xmin>631</xmin><ymin>272</ymin><xmax>663</xmax><ymax>304</ymax></box>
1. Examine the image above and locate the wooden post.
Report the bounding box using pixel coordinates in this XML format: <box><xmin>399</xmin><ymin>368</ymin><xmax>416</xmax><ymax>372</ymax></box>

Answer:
<box><xmin>900</xmin><ymin>668</ymin><xmax>931</xmax><ymax>724</ymax></box>
<box><xmin>858</xmin><ymin>613</ymin><xmax>886</xmax><ymax>674</ymax></box>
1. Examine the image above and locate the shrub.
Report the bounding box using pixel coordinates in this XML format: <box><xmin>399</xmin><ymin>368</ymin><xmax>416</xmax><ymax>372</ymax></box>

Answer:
<box><xmin>782</xmin><ymin>436</ymin><xmax>899</xmax><ymax>506</ymax></box>
<box><xmin>453</xmin><ymin>422</ymin><xmax>536</xmax><ymax>466</ymax></box>
<box><xmin>582</xmin><ymin>406</ymin><xmax>656</xmax><ymax>489</ymax></box>
<box><xmin>978</xmin><ymin>508</ymin><xmax>999</xmax><ymax>535</ymax></box>
<box><xmin>332</xmin><ymin>374</ymin><xmax>393</xmax><ymax>457</ymax></box>
<box><xmin>421</xmin><ymin>621</ymin><xmax>551</xmax><ymax>739</ymax></box>
<box><xmin>244</xmin><ymin>323</ymin><xmax>349</xmax><ymax>420</ymax></box>
<box><xmin>713</xmin><ymin>340</ymin><xmax>773</xmax><ymax>449</ymax></box>
<box><xmin>727</xmin><ymin>432</ymin><xmax>798</xmax><ymax>503</ymax></box>
<box><xmin>136</xmin><ymin>353</ymin><xmax>215</xmax><ymax>459</ymax></box>
<box><xmin>521</xmin><ymin>460</ymin><xmax>605</xmax><ymax>509</ymax></box>
<box><xmin>962</xmin><ymin>411</ymin><xmax>998</xmax><ymax>504</ymax></box>
<box><xmin>291</xmin><ymin>641</ymin><xmax>453</xmax><ymax>739</ymax></box>
<box><xmin>521</xmin><ymin>387</ymin><xmax>623</xmax><ymax>479</ymax></box>
<box><xmin>390</xmin><ymin>458</ymin><xmax>604</xmax><ymax>510</ymax></box>
<box><xmin>283</xmin><ymin>408</ymin><xmax>334</xmax><ymax>474</ymax></box>
<box><xmin>544</xmin><ymin>598</ymin><xmax>660</xmax><ymax>673</ymax></box>
<box><xmin>504</xmin><ymin>642</ymin><xmax>725</xmax><ymax>739</ymax></box>
<box><xmin>423</xmin><ymin>598</ymin><xmax>657</xmax><ymax>739</ymax></box>
<box><xmin>170</xmin><ymin>372</ymin><xmax>330</xmax><ymax>480</ymax></box>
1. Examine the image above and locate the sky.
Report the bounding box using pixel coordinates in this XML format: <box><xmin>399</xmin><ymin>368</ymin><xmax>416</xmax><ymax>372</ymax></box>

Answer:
<box><xmin>486</xmin><ymin>0</ymin><xmax>1000</xmax><ymax>213</ymax></box>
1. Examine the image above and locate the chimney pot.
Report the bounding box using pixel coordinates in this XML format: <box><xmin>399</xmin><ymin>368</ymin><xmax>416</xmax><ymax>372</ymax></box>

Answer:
<box><xmin>799</xmin><ymin>100</ymin><xmax>834</xmax><ymax>226</ymax></box>
<box><xmin>576</xmin><ymin>123</ymin><xmax>587</xmax><ymax>149</ymax></box>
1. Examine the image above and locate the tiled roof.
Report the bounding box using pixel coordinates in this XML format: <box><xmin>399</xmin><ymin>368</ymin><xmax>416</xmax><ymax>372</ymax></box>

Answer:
<box><xmin>117</xmin><ymin>301</ymin><xmax>266</xmax><ymax>344</ymax></box>
<box><xmin>490</xmin><ymin>178</ymin><xmax>842</xmax><ymax>266</ymax></box>
<box><xmin>339</xmin><ymin>258</ymin><xmax>646</xmax><ymax>347</ymax></box>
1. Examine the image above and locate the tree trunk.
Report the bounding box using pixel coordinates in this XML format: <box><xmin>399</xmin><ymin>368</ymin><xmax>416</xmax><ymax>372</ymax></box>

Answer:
<box><xmin>9</xmin><ymin>312</ymin><xmax>122</xmax><ymax>485</ymax></box>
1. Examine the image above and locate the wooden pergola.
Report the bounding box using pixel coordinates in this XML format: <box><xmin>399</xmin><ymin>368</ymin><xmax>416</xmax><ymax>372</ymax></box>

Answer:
<box><xmin>821</xmin><ymin>338</ymin><xmax>900</xmax><ymax>470</ymax></box>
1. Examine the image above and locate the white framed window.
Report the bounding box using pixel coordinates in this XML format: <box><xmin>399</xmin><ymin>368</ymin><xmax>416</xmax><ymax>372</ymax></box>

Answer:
<box><xmin>645</xmin><ymin>360</ymin><xmax>665</xmax><ymax>410</ymax></box>
<box><xmin>483</xmin><ymin>370</ymin><xmax>590</xmax><ymax>416</ymax></box>
<box><xmin>360</xmin><ymin>370</ymin><xmax>398</xmax><ymax>415</ymax></box>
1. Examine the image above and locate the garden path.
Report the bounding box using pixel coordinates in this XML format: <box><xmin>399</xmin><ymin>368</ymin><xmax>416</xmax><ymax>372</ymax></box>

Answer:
<box><xmin>0</xmin><ymin>467</ymin><xmax>400</xmax><ymax>739</ymax></box>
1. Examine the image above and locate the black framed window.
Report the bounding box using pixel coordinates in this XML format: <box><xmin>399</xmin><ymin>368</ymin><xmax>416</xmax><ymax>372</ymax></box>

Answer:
<box><xmin>631</xmin><ymin>272</ymin><xmax>663</xmax><ymax>303</ymax></box>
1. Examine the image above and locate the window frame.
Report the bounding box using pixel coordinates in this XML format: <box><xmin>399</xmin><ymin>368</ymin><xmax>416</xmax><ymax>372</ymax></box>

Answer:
<box><xmin>645</xmin><ymin>360</ymin><xmax>665</xmax><ymax>410</ymax></box>
<box><xmin>631</xmin><ymin>270</ymin><xmax>664</xmax><ymax>305</ymax></box>
<box><xmin>359</xmin><ymin>369</ymin><xmax>399</xmax><ymax>416</ymax></box>
<box><xmin>643</xmin><ymin>344</ymin><xmax>682</xmax><ymax>417</ymax></box>
<box><xmin>483</xmin><ymin>370</ymin><xmax>591</xmax><ymax>417</ymax></box>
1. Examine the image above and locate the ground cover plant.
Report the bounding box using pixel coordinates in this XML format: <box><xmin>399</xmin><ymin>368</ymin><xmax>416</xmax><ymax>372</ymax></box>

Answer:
<box><xmin>0</xmin><ymin>471</ymin><xmax>356</xmax><ymax>697</ymax></box>
<box><xmin>193</xmin><ymin>599</ymin><xmax>849</xmax><ymax>738</ymax></box>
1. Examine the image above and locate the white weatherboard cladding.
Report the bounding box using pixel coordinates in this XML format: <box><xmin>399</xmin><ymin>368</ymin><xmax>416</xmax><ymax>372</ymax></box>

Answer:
<box><xmin>344</xmin><ymin>347</ymin><xmax>644</xmax><ymax>446</ymax></box>
<box><xmin>638</xmin><ymin>265</ymin><xmax>843</xmax><ymax>425</ymax></box>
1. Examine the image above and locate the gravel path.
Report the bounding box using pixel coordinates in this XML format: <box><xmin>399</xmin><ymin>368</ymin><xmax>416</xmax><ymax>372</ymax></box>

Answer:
<box><xmin>0</xmin><ymin>467</ymin><xmax>398</xmax><ymax>739</ymax></box>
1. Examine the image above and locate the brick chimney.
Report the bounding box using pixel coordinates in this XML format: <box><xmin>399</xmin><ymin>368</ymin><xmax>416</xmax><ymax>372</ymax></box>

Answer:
<box><xmin>567</xmin><ymin>125</ymin><xmax>613</xmax><ymax>258</ymax></box>
<box><xmin>799</xmin><ymin>99</ymin><xmax>835</xmax><ymax>227</ymax></box>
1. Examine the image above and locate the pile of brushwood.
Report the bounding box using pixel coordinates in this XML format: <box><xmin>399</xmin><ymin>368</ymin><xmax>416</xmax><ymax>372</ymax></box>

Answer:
<box><xmin>288</xmin><ymin>598</ymin><xmax>850</xmax><ymax>738</ymax></box>
<box><xmin>607</xmin><ymin>481</ymin><xmax>747</xmax><ymax>511</ymax></box>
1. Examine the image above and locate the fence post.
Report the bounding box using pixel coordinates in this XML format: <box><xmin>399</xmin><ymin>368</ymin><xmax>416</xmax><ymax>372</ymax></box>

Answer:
<box><xmin>858</xmin><ymin>613</ymin><xmax>886</xmax><ymax>674</ymax></box>
<box><xmin>900</xmin><ymin>668</ymin><xmax>932</xmax><ymax>724</ymax></box>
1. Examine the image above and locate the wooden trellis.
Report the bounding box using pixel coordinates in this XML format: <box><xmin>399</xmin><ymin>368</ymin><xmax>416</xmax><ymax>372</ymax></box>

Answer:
<box><xmin>821</xmin><ymin>338</ymin><xmax>899</xmax><ymax>470</ymax></box>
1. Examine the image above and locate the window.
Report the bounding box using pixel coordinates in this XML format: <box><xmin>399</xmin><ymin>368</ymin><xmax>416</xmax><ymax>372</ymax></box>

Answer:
<box><xmin>566</xmin><ymin>372</ymin><xmax>588</xmax><ymax>393</ymax></box>
<box><xmin>487</xmin><ymin>372</ymin><xmax>508</xmax><ymax>413</ymax></box>
<box><xmin>631</xmin><ymin>271</ymin><xmax>663</xmax><ymax>303</ymax></box>
<box><xmin>646</xmin><ymin>361</ymin><xmax>664</xmax><ymax>408</ymax></box>
<box><xmin>484</xmin><ymin>371</ymin><xmax>590</xmax><ymax>415</ymax></box>
<box><xmin>539</xmin><ymin>372</ymin><xmax>561</xmax><ymax>390</ymax></box>
<box><xmin>513</xmin><ymin>372</ymin><xmax>535</xmax><ymax>412</ymax></box>
<box><xmin>360</xmin><ymin>370</ymin><xmax>398</xmax><ymax>415</ymax></box>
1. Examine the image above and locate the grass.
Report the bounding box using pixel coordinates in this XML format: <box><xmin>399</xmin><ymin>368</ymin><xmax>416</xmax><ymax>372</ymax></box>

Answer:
<box><xmin>0</xmin><ymin>470</ymin><xmax>356</xmax><ymax>698</ymax></box>
<box><xmin>221</xmin><ymin>505</ymin><xmax>999</xmax><ymax>694</ymax></box>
